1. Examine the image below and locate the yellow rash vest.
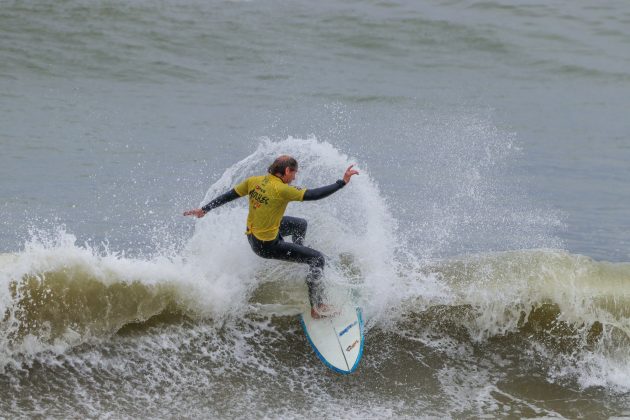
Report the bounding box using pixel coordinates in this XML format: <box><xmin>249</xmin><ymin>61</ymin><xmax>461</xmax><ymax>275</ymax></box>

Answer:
<box><xmin>234</xmin><ymin>174</ymin><xmax>306</xmax><ymax>241</ymax></box>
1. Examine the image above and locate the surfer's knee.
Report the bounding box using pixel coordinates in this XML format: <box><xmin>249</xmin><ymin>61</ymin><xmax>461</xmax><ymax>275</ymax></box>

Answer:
<box><xmin>294</xmin><ymin>218</ymin><xmax>307</xmax><ymax>243</ymax></box>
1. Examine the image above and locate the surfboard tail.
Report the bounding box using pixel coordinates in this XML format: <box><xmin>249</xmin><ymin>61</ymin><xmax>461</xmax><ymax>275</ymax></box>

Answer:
<box><xmin>301</xmin><ymin>307</ymin><xmax>364</xmax><ymax>374</ymax></box>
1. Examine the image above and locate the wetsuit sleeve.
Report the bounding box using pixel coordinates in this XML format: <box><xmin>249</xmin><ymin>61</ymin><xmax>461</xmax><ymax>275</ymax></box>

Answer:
<box><xmin>302</xmin><ymin>180</ymin><xmax>346</xmax><ymax>201</ymax></box>
<box><xmin>201</xmin><ymin>189</ymin><xmax>240</xmax><ymax>212</ymax></box>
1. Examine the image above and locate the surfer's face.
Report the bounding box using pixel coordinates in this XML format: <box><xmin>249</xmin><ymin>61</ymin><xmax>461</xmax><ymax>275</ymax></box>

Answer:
<box><xmin>282</xmin><ymin>167</ymin><xmax>297</xmax><ymax>184</ymax></box>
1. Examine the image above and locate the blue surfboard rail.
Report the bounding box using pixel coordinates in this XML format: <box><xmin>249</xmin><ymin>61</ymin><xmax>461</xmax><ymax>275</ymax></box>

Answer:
<box><xmin>300</xmin><ymin>308</ymin><xmax>364</xmax><ymax>374</ymax></box>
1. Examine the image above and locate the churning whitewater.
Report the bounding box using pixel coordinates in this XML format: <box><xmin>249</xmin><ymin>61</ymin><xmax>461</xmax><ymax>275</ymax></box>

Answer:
<box><xmin>2</xmin><ymin>138</ymin><xmax>630</xmax><ymax>417</ymax></box>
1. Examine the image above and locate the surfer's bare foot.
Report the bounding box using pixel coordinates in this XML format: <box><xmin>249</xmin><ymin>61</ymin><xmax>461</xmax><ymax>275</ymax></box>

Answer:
<box><xmin>311</xmin><ymin>304</ymin><xmax>338</xmax><ymax>319</ymax></box>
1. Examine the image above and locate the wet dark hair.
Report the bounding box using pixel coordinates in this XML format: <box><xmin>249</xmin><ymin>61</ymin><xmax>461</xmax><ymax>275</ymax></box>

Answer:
<box><xmin>268</xmin><ymin>155</ymin><xmax>298</xmax><ymax>176</ymax></box>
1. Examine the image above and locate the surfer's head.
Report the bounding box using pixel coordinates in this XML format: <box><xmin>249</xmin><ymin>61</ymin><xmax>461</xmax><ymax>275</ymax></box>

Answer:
<box><xmin>268</xmin><ymin>155</ymin><xmax>298</xmax><ymax>183</ymax></box>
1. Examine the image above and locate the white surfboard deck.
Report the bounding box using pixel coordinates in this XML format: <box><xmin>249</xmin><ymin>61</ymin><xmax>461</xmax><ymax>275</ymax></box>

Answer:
<box><xmin>300</xmin><ymin>305</ymin><xmax>364</xmax><ymax>374</ymax></box>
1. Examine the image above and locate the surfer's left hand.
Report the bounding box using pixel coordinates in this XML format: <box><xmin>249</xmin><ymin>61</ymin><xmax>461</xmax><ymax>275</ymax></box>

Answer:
<box><xmin>343</xmin><ymin>164</ymin><xmax>359</xmax><ymax>184</ymax></box>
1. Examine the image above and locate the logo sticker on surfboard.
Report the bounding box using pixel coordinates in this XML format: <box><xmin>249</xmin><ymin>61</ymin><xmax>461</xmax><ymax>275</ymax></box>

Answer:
<box><xmin>339</xmin><ymin>321</ymin><xmax>358</xmax><ymax>337</ymax></box>
<box><xmin>346</xmin><ymin>340</ymin><xmax>359</xmax><ymax>352</ymax></box>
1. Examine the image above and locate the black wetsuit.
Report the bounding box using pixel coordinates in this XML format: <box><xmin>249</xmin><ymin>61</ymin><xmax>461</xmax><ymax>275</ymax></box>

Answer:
<box><xmin>202</xmin><ymin>179</ymin><xmax>346</xmax><ymax>307</ymax></box>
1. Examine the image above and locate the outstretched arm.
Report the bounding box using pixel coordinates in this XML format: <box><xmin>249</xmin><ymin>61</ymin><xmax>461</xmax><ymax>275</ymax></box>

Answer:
<box><xmin>183</xmin><ymin>188</ymin><xmax>240</xmax><ymax>218</ymax></box>
<box><xmin>303</xmin><ymin>165</ymin><xmax>359</xmax><ymax>201</ymax></box>
<box><xmin>303</xmin><ymin>180</ymin><xmax>345</xmax><ymax>201</ymax></box>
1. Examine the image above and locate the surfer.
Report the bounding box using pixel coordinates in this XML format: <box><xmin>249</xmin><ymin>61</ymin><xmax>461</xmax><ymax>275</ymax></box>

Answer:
<box><xmin>184</xmin><ymin>155</ymin><xmax>359</xmax><ymax>319</ymax></box>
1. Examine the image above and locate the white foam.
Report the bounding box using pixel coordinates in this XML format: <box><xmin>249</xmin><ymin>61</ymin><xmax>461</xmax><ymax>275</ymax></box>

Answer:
<box><xmin>0</xmin><ymin>137</ymin><xmax>406</xmax><ymax>368</ymax></box>
<box><xmin>195</xmin><ymin>136</ymin><xmax>403</xmax><ymax>322</ymax></box>
<box><xmin>3</xmin><ymin>136</ymin><xmax>630</xmax><ymax>396</ymax></box>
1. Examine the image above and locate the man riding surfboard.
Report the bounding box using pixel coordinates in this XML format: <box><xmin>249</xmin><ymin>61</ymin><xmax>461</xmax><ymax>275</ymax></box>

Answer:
<box><xmin>184</xmin><ymin>155</ymin><xmax>359</xmax><ymax>319</ymax></box>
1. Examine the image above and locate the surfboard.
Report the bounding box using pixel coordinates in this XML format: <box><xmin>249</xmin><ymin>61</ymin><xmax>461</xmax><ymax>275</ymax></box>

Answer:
<box><xmin>300</xmin><ymin>305</ymin><xmax>364</xmax><ymax>374</ymax></box>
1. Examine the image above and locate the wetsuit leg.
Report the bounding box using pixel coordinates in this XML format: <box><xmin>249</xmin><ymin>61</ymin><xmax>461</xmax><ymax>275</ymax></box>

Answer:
<box><xmin>279</xmin><ymin>216</ymin><xmax>307</xmax><ymax>245</ymax></box>
<box><xmin>248</xmin><ymin>234</ymin><xmax>325</xmax><ymax>307</ymax></box>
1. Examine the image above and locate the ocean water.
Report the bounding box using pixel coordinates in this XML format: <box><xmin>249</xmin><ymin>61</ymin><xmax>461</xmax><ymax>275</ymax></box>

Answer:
<box><xmin>1</xmin><ymin>0</ymin><xmax>630</xmax><ymax>417</ymax></box>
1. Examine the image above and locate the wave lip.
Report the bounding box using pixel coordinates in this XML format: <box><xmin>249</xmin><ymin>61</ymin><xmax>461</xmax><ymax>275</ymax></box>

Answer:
<box><xmin>0</xmin><ymin>231</ymin><xmax>208</xmax><ymax>370</ymax></box>
<box><xmin>402</xmin><ymin>249</ymin><xmax>630</xmax><ymax>391</ymax></box>
<box><xmin>439</xmin><ymin>249</ymin><xmax>630</xmax><ymax>333</ymax></box>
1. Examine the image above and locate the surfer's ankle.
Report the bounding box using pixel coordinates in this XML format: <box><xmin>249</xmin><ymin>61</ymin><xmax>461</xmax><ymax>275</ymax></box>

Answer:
<box><xmin>311</xmin><ymin>308</ymin><xmax>325</xmax><ymax>319</ymax></box>
<box><xmin>311</xmin><ymin>307</ymin><xmax>323</xmax><ymax>319</ymax></box>
<box><xmin>311</xmin><ymin>304</ymin><xmax>337</xmax><ymax>319</ymax></box>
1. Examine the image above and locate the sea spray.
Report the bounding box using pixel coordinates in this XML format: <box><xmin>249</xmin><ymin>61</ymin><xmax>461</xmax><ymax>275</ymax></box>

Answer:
<box><xmin>2</xmin><ymin>137</ymin><xmax>630</xmax><ymax>403</ymax></box>
<box><xmin>0</xmin><ymin>137</ymin><xmax>405</xmax><ymax>369</ymax></box>
<box><xmin>194</xmin><ymin>136</ymin><xmax>404</xmax><ymax>324</ymax></box>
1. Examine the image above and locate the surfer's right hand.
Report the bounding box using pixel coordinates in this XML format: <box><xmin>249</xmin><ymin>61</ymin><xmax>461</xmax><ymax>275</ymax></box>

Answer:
<box><xmin>183</xmin><ymin>208</ymin><xmax>206</xmax><ymax>218</ymax></box>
